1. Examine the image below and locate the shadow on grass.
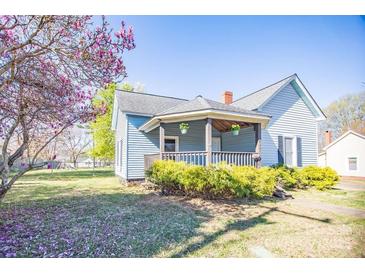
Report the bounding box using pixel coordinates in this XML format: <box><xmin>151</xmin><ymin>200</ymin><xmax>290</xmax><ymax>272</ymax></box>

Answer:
<box><xmin>0</xmin><ymin>187</ymin><xmax>334</xmax><ymax>258</ymax></box>
<box><xmin>170</xmin><ymin>207</ymin><xmax>276</xmax><ymax>257</ymax></box>
<box><xmin>258</xmin><ymin>205</ymin><xmax>332</xmax><ymax>224</ymax></box>
<box><xmin>167</xmin><ymin>195</ymin><xmax>333</xmax><ymax>257</ymax></box>
<box><xmin>19</xmin><ymin>169</ymin><xmax>114</xmax><ymax>181</ymax></box>
<box><xmin>0</xmin><ymin>191</ymin><xmax>211</xmax><ymax>258</ymax></box>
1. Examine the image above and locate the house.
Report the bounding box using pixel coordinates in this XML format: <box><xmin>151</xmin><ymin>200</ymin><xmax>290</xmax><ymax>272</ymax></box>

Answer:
<box><xmin>112</xmin><ymin>74</ymin><xmax>326</xmax><ymax>181</ymax></box>
<box><xmin>318</xmin><ymin>130</ymin><xmax>365</xmax><ymax>178</ymax></box>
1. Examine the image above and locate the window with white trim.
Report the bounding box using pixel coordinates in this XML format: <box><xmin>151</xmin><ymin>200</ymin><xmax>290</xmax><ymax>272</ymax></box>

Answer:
<box><xmin>284</xmin><ymin>137</ymin><xmax>294</xmax><ymax>166</ymax></box>
<box><xmin>164</xmin><ymin>136</ymin><xmax>179</xmax><ymax>152</ymax></box>
<box><xmin>348</xmin><ymin>157</ymin><xmax>357</xmax><ymax>171</ymax></box>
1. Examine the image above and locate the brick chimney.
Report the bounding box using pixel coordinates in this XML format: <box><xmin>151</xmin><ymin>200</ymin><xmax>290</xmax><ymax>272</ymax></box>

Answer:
<box><xmin>325</xmin><ymin>130</ymin><xmax>332</xmax><ymax>146</ymax></box>
<box><xmin>222</xmin><ymin>91</ymin><xmax>233</xmax><ymax>104</ymax></box>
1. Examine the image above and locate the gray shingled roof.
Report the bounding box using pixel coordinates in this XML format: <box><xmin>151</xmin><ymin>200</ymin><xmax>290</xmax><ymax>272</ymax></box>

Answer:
<box><xmin>231</xmin><ymin>74</ymin><xmax>295</xmax><ymax>110</ymax></box>
<box><xmin>156</xmin><ymin>96</ymin><xmax>269</xmax><ymax>117</ymax></box>
<box><xmin>115</xmin><ymin>90</ymin><xmax>187</xmax><ymax>115</ymax></box>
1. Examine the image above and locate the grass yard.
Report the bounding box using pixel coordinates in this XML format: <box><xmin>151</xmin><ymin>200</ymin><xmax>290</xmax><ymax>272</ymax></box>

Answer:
<box><xmin>1</xmin><ymin>168</ymin><xmax>364</xmax><ymax>258</ymax></box>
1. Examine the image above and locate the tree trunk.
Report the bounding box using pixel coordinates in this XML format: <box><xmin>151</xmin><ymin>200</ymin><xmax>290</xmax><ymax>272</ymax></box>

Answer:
<box><xmin>0</xmin><ymin>178</ymin><xmax>10</xmax><ymax>200</ymax></box>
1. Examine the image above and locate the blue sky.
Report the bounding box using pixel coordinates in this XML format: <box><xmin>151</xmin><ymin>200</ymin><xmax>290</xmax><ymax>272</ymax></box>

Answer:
<box><xmin>107</xmin><ymin>16</ymin><xmax>365</xmax><ymax>108</ymax></box>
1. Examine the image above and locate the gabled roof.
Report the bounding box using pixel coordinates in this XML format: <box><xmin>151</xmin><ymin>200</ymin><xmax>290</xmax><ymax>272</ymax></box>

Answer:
<box><xmin>157</xmin><ymin>95</ymin><xmax>267</xmax><ymax>117</ymax></box>
<box><xmin>322</xmin><ymin>130</ymin><xmax>365</xmax><ymax>151</ymax></box>
<box><xmin>232</xmin><ymin>74</ymin><xmax>326</xmax><ymax>120</ymax></box>
<box><xmin>232</xmin><ymin>74</ymin><xmax>294</xmax><ymax>110</ymax></box>
<box><xmin>115</xmin><ymin>89</ymin><xmax>187</xmax><ymax>115</ymax></box>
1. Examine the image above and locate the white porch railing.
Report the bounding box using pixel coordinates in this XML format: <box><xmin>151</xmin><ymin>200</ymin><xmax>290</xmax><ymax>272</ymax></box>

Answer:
<box><xmin>211</xmin><ymin>151</ymin><xmax>258</xmax><ymax>166</ymax></box>
<box><xmin>161</xmin><ymin>151</ymin><xmax>208</xmax><ymax>166</ymax></box>
<box><xmin>159</xmin><ymin>151</ymin><xmax>259</xmax><ymax>167</ymax></box>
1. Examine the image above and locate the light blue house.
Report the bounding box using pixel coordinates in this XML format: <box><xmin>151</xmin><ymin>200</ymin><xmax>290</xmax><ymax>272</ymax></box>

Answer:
<box><xmin>112</xmin><ymin>74</ymin><xmax>326</xmax><ymax>181</ymax></box>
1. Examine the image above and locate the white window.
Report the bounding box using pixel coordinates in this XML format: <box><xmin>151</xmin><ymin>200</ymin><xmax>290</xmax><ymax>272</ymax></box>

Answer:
<box><xmin>348</xmin><ymin>157</ymin><xmax>357</xmax><ymax>171</ymax></box>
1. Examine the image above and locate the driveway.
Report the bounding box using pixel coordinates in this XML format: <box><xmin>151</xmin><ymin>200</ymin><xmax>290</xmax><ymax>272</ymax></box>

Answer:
<box><xmin>336</xmin><ymin>180</ymin><xmax>365</xmax><ymax>191</ymax></box>
<box><xmin>291</xmin><ymin>197</ymin><xmax>365</xmax><ymax>219</ymax></box>
<box><xmin>290</xmin><ymin>179</ymin><xmax>365</xmax><ymax>219</ymax></box>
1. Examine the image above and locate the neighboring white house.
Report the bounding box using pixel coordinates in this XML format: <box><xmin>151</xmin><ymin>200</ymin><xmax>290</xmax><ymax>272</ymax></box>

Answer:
<box><xmin>318</xmin><ymin>130</ymin><xmax>365</xmax><ymax>178</ymax></box>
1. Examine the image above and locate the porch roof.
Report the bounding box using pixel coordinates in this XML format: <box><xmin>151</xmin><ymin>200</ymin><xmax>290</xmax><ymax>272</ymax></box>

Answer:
<box><xmin>156</xmin><ymin>95</ymin><xmax>264</xmax><ymax>117</ymax></box>
<box><xmin>139</xmin><ymin>96</ymin><xmax>271</xmax><ymax>133</ymax></box>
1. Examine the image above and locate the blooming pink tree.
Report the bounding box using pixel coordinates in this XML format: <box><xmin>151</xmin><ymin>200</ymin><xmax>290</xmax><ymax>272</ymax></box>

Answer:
<box><xmin>0</xmin><ymin>16</ymin><xmax>135</xmax><ymax>198</ymax></box>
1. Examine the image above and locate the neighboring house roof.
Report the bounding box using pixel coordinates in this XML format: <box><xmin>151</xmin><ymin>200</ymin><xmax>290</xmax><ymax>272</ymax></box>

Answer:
<box><xmin>321</xmin><ymin>130</ymin><xmax>365</xmax><ymax>152</ymax></box>
<box><xmin>156</xmin><ymin>95</ymin><xmax>267</xmax><ymax>117</ymax></box>
<box><xmin>115</xmin><ymin>89</ymin><xmax>187</xmax><ymax>115</ymax></box>
<box><xmin>232</xmin><ymin>74</ymin><xmax>326</xmax><ymax>120</ymax></box>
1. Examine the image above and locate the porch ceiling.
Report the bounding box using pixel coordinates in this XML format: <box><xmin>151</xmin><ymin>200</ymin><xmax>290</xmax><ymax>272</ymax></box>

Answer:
<box><xmin>139</xmin><ymin>109</ymin><xmax>270</xmax><ymax>133</ymax></box>
<box><xmin>212</xmin><ymin>119</ymin><xmax>252</xmax><ymax>132</ymax></box>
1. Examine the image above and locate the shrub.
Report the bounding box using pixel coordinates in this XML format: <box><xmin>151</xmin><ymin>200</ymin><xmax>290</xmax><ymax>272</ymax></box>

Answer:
<box><xmin>145</xmin><ymin>160</ymin><xmax>187</xmax><ymax>194</ymax></box>
<box><xmin>180</xmin><ymin>165</ymin><xmax>209</xmax><ymax>196</ymax></box>
<box><xmin>271</xmin><ymin>164</ymin><xmax>301</xmax><ymax>189</ymax></box>
<box><xmin>231</xmin><ymin>166</ymin><xmax>277</xmax><ymax>198</ymax></box>
<box><xmin>147</xmin><ymin>161</ymin><xmax>276</xmax><ymax>199</ymax></box>
<box><xmin>146</xmin><ymin>161</ymin><xmax>339</xmax><ymax>199</ymax></box>
<box><xmin>299</xmin><ymin>166</ymin><xmax>339</xmax><ymax>190</ymax></box>
<box><xmin>206</xmin><ymin>163</ymin><xmax>235</xmax><ymax>198</ymax></box>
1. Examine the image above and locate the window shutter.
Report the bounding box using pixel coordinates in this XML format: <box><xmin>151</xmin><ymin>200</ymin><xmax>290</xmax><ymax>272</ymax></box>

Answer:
<box><xmin>297</xmin><ymin>137</ymin><xmax>302</xmax><ymax>167</ymax></box>
<box><xmin>278</xmin><ymin>136</ymin><xmax>284</xmax><ymax>164</ymax></box>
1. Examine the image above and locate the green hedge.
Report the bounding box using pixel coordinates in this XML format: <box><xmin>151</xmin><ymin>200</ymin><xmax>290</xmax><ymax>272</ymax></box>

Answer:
<box><xmin>146</xmin><ymin>161</ymin><xmax>339</xmax><ymax>199</ymax></box>
<box><xmin>299</xmin><ymin>166</ymin><xmax>339</xmax><ymax>190</ymax></box>
<box><xmin>271</xmin><ymin>164</ymin><xmax>339</xmax><ymax>190</ymax></box>
<box><xmin>271</xmin><ymin>164</ymin><xmax>301</xmax><ymax>189</ymax></box>
<box><xmin>147</xmin><ymin>161</ymin><xmax>275</xmax><ymax>199</ymax></box>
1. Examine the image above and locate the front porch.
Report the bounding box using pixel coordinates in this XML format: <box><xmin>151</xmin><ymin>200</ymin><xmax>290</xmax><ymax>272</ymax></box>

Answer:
<box><xmin>144</xmin><ymin>118</ymin><xmax>263</xmax><ymax>169</ymax></box>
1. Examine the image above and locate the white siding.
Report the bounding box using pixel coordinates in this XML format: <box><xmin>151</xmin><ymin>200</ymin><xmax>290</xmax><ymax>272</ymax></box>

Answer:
<box><xmin>324</xmin><ymin>133</ymin><xmax>365</xmax><ymax>177</ymax></box>
<box><xmin>261</xmin><ymin>83</ymin><xmax>318</xmax><ymax>166</ymax></box>
<box><xmin>318</xmin><ymin>154</ymin><xmax>326</xmax><ymax>167</ymax></box>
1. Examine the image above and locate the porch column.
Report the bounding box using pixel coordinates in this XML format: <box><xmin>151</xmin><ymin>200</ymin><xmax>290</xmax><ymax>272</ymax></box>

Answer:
<box><xmin>254</xmin><ymin>123</ymin><xmax>262</xmax><ymax>168</ymax></box>
<box><xmin>159</xmin><ymin>122</ymin><xmax>165</xmax><ymax>159</ymax></box>
<box><xmin>205</xmin><ymin>118</ymin><xmax>212</xmax><ymax>165</ymax></box>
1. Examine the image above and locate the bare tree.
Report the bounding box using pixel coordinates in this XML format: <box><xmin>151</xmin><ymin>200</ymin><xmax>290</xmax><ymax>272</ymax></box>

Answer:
<box><xmin>61</xmin><ymin>128</ymin><xmax>91</xmax><ymax>168</ymax></box>
<box><xmin>319</xmin><ymin>91</ymin><xmax>365</xmax><ymax>149</ymax></box>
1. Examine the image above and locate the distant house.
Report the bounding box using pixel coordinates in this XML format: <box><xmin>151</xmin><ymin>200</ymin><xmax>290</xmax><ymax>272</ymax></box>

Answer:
<box><xmin>319</xmin><ymin>130</ymin><xmax>365</xmax><ymax>178</ymax></box>
<box><xmin>112</xmin><ymin>74</ymin><xmax>326</xmax><ymax>181</ymax></box>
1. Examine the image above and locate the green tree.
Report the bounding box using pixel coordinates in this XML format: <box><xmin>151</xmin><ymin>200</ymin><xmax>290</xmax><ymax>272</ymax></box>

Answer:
<box><xmin>121</xmin><ymin>82</ymin><xmax>134</xmax><ymax>91</ymax></box>
<box><xmin>89</xmin><ymin>83</ymin><xmax>133</xmax><ymax>161</ymax></box>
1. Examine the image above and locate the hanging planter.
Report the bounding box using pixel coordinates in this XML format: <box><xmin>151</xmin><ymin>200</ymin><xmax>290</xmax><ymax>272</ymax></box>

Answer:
<box><xmin>231</xmin><ymin>124</ymin><xmax>240</xmax><ymax>136</ymax></box>
<box><xmin>179</xmin><ymin>123</ymin><xmax>190</xmax><ymax>134</ymax></box>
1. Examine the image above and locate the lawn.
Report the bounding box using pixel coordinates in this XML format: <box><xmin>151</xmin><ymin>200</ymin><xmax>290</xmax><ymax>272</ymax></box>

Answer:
<box><xmin>294</xmin><ymin>188</ymin><xmax>365</xmax><ymax>210</ymax></box>
<box><xmin>1</xmin><ymin>168</ymin><xmax>364</xmax><ymax>258</ymax></box>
